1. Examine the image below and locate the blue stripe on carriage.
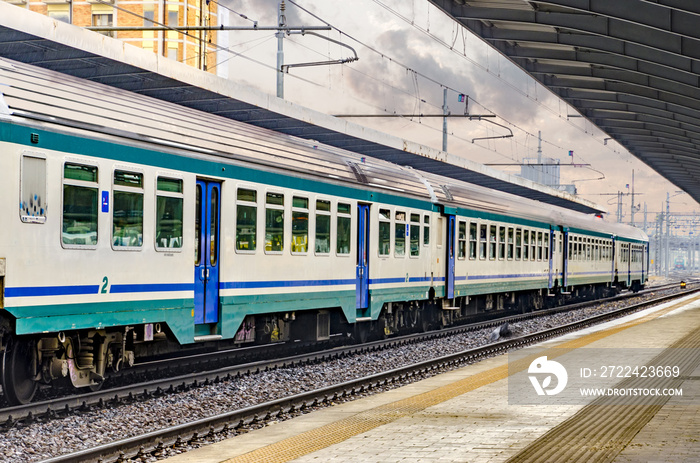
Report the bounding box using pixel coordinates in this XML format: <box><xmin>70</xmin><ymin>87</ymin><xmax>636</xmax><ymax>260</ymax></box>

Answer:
<box><xmin>220</xmin><ymin>279</ymin><xmax>356</xmax><ymax>289</ymax></box>
<box><xmin>110</xmin><ymin>283</ymin><xmax>194</xmax><ymax>293</ymax></box>
<box><xmin>5</xmin><ymin>285</ymin><xmax>101</xmax><ymax>297</ymax></box>
<box><xmin>5</xmin><ymin>283</ymin><xmax>193</xmax><ymax>297</ymax></box>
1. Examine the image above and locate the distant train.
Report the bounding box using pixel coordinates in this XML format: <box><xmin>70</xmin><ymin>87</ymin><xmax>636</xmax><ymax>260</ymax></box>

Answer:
<box><xmin>0</xmin><ymin>58</ymin><xmax>648</xmax><ymax>404</ymax></box>
<box><xmin>674</xmin><ymin>256</ymin><xmax>686</xmax><ymax>270</ymax></box>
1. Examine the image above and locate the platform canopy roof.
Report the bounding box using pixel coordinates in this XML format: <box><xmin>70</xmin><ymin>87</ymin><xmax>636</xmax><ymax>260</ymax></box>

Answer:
<box><xmin>430</xmin><ymin>0</ymin><xmax>700</xmax><ymax>206</ymax></box>
<box><xmin>0</xmin><ymin>3</ymin><xmax>606</xmax><ymax>214</ymax></box>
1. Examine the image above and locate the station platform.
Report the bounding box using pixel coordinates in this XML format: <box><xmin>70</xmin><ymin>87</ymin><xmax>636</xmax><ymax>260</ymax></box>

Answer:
<box><xmin>164</xmin><ymin>293</ymin><xmax>700</xmax><ymax>463</ymax></box>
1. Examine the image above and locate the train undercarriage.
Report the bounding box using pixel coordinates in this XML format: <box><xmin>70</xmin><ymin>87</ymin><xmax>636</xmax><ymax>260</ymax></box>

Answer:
<box><xmin>0</xmin><ymin>280</ymin><xmax>643</xmax><ymax>405</ymax></box>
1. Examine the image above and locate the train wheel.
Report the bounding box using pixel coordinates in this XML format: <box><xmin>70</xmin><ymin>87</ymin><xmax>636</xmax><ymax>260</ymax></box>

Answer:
<box><xmin>2</xmin><ymin>338</ymin><xmax>38</xmax><ymax>405</ymax></box>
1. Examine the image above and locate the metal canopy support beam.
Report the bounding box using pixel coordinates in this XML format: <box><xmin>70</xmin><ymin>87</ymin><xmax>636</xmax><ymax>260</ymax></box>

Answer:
<box><xmin>427</xmin><ymin>0</ymin><xmax>700</xmax><ymax>206</ymax></box>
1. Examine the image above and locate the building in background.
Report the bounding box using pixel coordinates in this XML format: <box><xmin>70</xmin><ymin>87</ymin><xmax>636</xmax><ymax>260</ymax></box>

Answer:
<box><xmin>519</xmin><ymin>158</ymin><xmax>577</xmax><ymax>195</ymax></box>
<box><xmin>5</xmin><ymin>0</ymin><xmax>218</xmax><ymax>73</ymax></box>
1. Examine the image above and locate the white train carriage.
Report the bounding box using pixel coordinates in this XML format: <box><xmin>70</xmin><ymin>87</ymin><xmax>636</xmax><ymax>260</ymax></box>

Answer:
<box><xmin>0</xmin><ymin>57</ymin><xmax>648</xmax><ymax>404</ymax></box>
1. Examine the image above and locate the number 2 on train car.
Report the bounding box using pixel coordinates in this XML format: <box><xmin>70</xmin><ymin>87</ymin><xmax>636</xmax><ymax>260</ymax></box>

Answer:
<box><xmin>194</xmin><ymin>180</ymin><xmax>221</xmax><ymax>324</ymax></box>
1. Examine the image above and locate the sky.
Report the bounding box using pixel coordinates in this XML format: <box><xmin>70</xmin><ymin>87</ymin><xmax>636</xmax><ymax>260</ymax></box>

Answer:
<box><xmin>213</xmin><ymin>0</ymin><xmax>699</xmax><ymax>231</ymax></box>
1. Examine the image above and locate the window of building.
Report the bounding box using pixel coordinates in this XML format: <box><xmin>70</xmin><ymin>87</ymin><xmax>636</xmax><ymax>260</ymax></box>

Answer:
<box><xmin>291</xmin><ymin>196</ymin><xmax>308</xmax><ymax>254</ymax></box>
<box><xmin>92</xmin><ymin>5</ymin><xmax>114</xmax><ymax>38</ymax></box>
<box><xmin>62</xmin><ymin>163</ymin><xmax>98</xmax><ymax>247</ymax></box>
<box><xmin>236</xmin><ymin>188</ymin><xmax>257</xmax><ymax>252</ymax></box>
<box><xmin>47</xmin><ymin>4</ymin><xmax>70</xmax><ymax>23</ymax></box>
<box><xmin>378</xmin><ymin>208</ymin><xmax>391</xmax><ymax>256</ymax></box>
<box><xmin>458</xmin><ymin>221</ymin><xmax>467</xmax><ymax>259</ymax></box>
<box><xmin>336</xmin><ymin>203</ymin><xmax>351</xmax><ymax>255</ymax></box>
<box><xmin>143</xmin><ymin>5</ymin><xmax>155</xmax><ymax>50</ymax></box>
<box><xmin>20</xmin><ymin>154</ymin><xmax>47</xmax><ymax>224</ymax></box>
<box><xmin>395</xmin><ymin>211</ymin><xmax>406</xmax><ymax>257</ymax></box>
<box><xmin>265</xmin><ymin>192</ymin><xmax>284</xmax><ymax>253</ymax></box>
<box><xmin>315</xmin><ymin>199</ymin><xmax>331</xmax><ymax>254</ymax></box>
<box><xmin>165</xmin><ymin>6</ymin><xmax>179</xmax><ymax>60</ymax></box>
<box><xmin>112</xmin><ymin>170</ymin><xmax>143</xmax><ymax>249</ymax></box>
<box><xmin>410</xmin><ymin>213</ymin><xmax>420</xmax><ymax>257</ymax></box>
<box><xmin>155</xmin><ymin>177</ymin><xmax>183</xmax><ymax>250</ymax></box>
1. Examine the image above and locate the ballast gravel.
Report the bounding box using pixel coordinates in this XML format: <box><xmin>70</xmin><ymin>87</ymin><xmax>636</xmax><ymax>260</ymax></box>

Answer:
<box><xmin>0</xmin><ymin>283</ymin><xmax>686</xmax><ymax>462</ymax></box>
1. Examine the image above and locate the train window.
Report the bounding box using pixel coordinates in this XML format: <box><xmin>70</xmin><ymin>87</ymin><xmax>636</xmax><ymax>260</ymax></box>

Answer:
<box><xmin>315</xmin><ymin>200</ymin><xmax>331</xmax><ymax>255</ymax></box>
<box><xmin>112</xmin><ymin>170</ymin><xmax>143</xmax><ymax>249</ymax></box>
<box><xmin>530</xmin><ymin>231</ymin><xmax>537</xmax><ymax>261</ymax></box>
<box><xmin>291</xmin><ymin>196</ymin><xmax>308</xmax><ymax>254</ymax></box>
<box><xmin>544</xmin><ymin>233</ymin><xmax>549</xmax><ymax>260</ymax></box>
<box><xmin>423</xmin><ymin>215</ymin><xmax>430</xmax><ymax>246</ymax></box>
<box><xmin>410</xmin><ymin>214</ymin><xmax>420</xmax><ymax>257</ymax></box>
<box><xmin>523</xmin><ymin>230</ymin><xmax>529</xmax><ymax>260</ymax></box>
<box><xmin>236</xmin><ymin>188</ymin><xmax>257</xmax><ymax>252</ymax></box>
<box><xmin>507</xmin><ymin>228</ymin><xmax>514</xmax><ymax>260</ymax></box>
<box><xmin>155</xmin><ymin>177</ymin><xmax>183</xmax><ymax>250</ymax></box>
<box><xmin>537</xmin><ymin>232</ymin><xmax>543</xmax><ymax>261</ymax></box>
<box><xmin>209</xmin><ymin>187</ymin><xmax>219</xmax><ymax>265</ymax></box>
<box><xmin>515</xmin><ymin>228</ymin><xmax>522</xmax><ymax>260</ymax></box>
<box><xmin>498</xmin><ymin>226</ymin><xmax>506</xmax><ymax>260</ymax></box>
<box><xmin>265</xmin><ymin>192</ymin><xmax>284</xmax><ymax>253</ymax></box>
<box><xmin>569</xmin><ymin>237</ymin><xmax>574</xmax><ymax>260</ymax></box>
<box><xmin>469</xmin><ymin>222</ymin><xmax>477</xmax><ymax>259</ymax></box>
<box><xmin>458</xmin><ymin>221</ymin><xmax>466</xmax><ymax>259</ymax></box>
<box><xmin>20</xmin><ymin>154</ymin><xmax>47</xmax><ymax>224</ymax></box>
<box><xmin>337</xmin><ymin>203</ymin><xmax>351</xmax><ymax>255</ymax></box>
<box><xmin>395</xmin><ymin>211</ymin><xmax>406</xmax><ymax>257</ymax></box>
<box><xmin>479</xmin><ymin>224</ymin><xmax>487</xmax><ymax>260</ymax></box>
<box><xmin>378</xmin><ymin>208</ymin><xmax>391</xmax><ymax>256</ymax></box>
<box><xmin>489</xmin><ymin>225</ymin><xmax>496</xmax><ymax>260</ymax></box>
<box><xmin>62</xmin><ymin>162</ymin><xmax>99</xmax><ymax>247</ymax></box>
<box><xmin>578</xmin><ymin>240</ymin><xmax>583</xmax><ymax>261</ymax></box>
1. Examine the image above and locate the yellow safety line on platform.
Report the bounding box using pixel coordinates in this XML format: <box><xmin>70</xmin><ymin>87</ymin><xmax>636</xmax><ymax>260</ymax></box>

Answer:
<box><xmin>225</xmin><ymin>294</ymin><xmax>700</xmax><ymax>463</ymax></box>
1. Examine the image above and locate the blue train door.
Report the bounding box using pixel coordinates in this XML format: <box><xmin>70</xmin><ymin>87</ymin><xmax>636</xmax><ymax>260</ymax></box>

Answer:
<box><xmin>446</xmin><ymin>215</ymin><xmax>456</xmax><ymax>299</ymax></box>
<box><xmin>194</xmin><ymin>180</ymin><xmax>221</xmax><ymax>324</ymax></box>
<box><xmin>563</xmin><ymin>230</ymin><xmax>569</xmax><ymax>288</ymax></box>
<box><xmin>548</xmin><ymin>227</ymin><xmax>555</xmax><ymax>289</ymax></box>
<box><xmin>356</xmin><ymin>204</ymin><xmax>370</xmax><ymax>309</ymax></box>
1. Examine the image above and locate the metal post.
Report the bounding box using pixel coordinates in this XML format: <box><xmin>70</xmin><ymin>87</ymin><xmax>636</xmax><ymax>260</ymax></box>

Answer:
<box><xmin>537</xmin><ymin>131</ymin><xmax>542</xmax><ymax>184</ymax></box>
<box><xmin>665</xmin><ymin>193</ymin><xmax>670</xmax><ymax>278</ymax></box>
<box><xmin>276</xmin><ymin>1</ymin><xmax>286</xmax><ymax>99</ymax></box>
<box><xmin>442</xmin><ymin>88</ymin><xmax>448</xmax><ymax>152</ymax></box>
<box><xmin>630</xmin><ymin>170</ymin><xmax>635</xmax><ymax>227</ymax></box>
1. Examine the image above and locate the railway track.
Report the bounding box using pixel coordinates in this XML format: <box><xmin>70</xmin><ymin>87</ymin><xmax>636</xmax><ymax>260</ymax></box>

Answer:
<box><xmin>0</xmin><ymin>281</ymin><xmax>688</xmax><ymax>425</ymax></box>
<box><xmin>23</xmin><ymin>282</ymin><xmax>698</xmax><ymax>463</ymax></box>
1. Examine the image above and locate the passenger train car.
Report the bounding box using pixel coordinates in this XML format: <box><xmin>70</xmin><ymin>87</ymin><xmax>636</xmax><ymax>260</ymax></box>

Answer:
<box><xmin>0</xmin><ymin>59</ymin><xmax>648</xmax><ymax>404</ymax></box>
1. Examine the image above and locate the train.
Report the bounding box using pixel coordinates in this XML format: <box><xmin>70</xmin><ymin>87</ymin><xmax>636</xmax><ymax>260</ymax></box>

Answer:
<box><xmin>0</xmin><ymin>58</ymin><xmax>648</xmax><ymax>404</ymax></box>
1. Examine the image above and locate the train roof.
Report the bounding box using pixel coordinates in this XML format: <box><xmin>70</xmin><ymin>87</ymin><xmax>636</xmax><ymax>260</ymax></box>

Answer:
<box><xmin>0</xmin><ymin>3</ymin><xmax>606</xmax><ymax>216</ymax></box>
<box><xmin>0</xmin><ymin>58</ymin><xmax>646</xmax><ymax>243</ymax></box>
